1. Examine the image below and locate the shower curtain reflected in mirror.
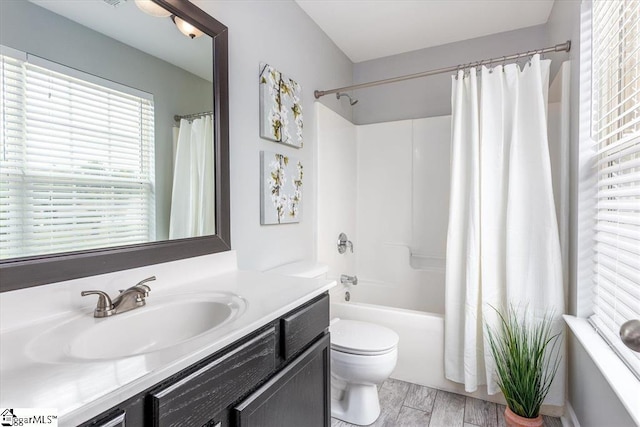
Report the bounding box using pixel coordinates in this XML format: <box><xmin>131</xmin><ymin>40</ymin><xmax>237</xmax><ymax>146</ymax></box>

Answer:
<box><xmin>169</xmin><ymin>116</ymin><xmax>215</xmax><ymax>239</ymax></box>
<box><xmin>444</xmin><ymin>54</ymin><xmax>565</xmax><ymax>405</ymax></box>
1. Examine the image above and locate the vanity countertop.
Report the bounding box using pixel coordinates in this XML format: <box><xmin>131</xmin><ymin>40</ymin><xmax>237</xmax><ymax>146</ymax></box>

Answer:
<box><xmin>0</xmin><ymin>251</ymin><xmax>336</xmax><ymax>426</ymax></box>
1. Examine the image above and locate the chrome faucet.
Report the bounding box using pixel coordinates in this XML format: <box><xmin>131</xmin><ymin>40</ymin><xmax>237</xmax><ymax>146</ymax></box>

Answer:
<box><xmin>337</xmin><ymin>233</ymin><xmax>354</xmax><ymax>254</ymax></box>
<box><xmin>81</xmin><ymin>276</ymin><xmax>155</xmax><ymax>318</ymax></box>
<box><xmin>340</xmin><ymin>274</ymin><xmax>358</xmax><ymax>286</ymax></box>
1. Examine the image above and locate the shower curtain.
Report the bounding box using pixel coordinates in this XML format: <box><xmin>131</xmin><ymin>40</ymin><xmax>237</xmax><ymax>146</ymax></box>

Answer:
<box><xmin>444</xmin><ymin>55</ymin><xmax>565</xmax><ymax>405</ymax></box>
<box><xmin>169</xmin><ymin>116</ymin><xmax>215</xmax><ymax>239</ymax></box>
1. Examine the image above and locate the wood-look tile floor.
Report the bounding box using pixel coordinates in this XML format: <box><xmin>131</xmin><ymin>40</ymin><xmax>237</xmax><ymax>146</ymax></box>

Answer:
<box><xmin>331</xmin><ymin>379</ymin><xmax>563</xmax><ymax>427</ymax></box>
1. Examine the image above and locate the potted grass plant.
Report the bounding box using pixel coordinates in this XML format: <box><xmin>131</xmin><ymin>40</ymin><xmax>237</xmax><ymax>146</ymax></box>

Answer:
<box><xmin>486</xmin><ymin>305</ymin><xmax>562</xmax><ymax>427</ymax></box>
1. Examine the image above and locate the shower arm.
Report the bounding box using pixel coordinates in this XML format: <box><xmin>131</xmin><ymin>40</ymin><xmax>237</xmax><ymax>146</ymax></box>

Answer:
<box><xmin>314</xmin><ymin>41</ymin><xmax>571</xmax><ymax>99</ymax></box>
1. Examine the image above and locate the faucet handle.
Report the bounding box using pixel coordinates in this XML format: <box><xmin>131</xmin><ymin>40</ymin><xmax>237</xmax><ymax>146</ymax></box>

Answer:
<box><xmin>135</xmin><ymin>276</ymin><xmax>155</xmax><ymax>295</ymax></box>
<box><xmin>81</xmin><ymin>290</ymin><xmax>115</xmax><ymax>318</ymax></box>
<box><xmin>337</xmin><ymin>233</ymin><xmax>354</xmax><ymax>254</ymax></box>
<box><xmin>121</xmin><ymin>276</ymin><xmax>155</xmax><ymax>296</ymax></box>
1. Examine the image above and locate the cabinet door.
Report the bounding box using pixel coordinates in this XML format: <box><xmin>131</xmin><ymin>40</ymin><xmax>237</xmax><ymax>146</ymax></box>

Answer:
<box><xmin>233</xmin><ymin>333</ymin><xmax>330</xmax><ymax>427</ymax></box>
<box><xmin>149</xmin><ymin>328</ymin><xmax>276</xmax><ymax>427</ymax></box>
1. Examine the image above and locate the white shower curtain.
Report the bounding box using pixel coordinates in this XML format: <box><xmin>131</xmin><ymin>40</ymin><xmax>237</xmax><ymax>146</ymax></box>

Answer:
<box><xmin>444</xmin><ymin>55</ymin><xmax>565</xmax><ymax>405</ymax></box>
<box><xmin>169</xmin><ymin>116</ymin><xmax>215</xmax><ymax>239</ymax></box>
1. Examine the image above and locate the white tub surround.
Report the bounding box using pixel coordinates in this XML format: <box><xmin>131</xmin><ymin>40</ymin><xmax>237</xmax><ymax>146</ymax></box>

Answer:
<box><xmin>316</xmin><ymin>103</ymin><xmax>450</xmax><ymax>316</ymax></box>
<box><xmin>0</xmin><ymin>251</ymin><xmax>336</xmax><ymax>426</ymax></box>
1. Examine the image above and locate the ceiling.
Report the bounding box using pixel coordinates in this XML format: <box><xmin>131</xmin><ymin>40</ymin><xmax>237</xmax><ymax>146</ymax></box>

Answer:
<box><xmin>294</xmin><ymin>0</ymin><xmax>556</xmax><ymax>63</ymax></box>
<box><xmin>29</xmin><ymin>0</ymin><xmax>212</xmax><ymax>81</ymax></box>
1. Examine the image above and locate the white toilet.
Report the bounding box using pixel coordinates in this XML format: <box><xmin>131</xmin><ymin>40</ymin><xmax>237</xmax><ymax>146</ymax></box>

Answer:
<box><xmin>330</xmin><ymin>319</ymin><xmax>399</xmax><ymax>425</ymax></box>
<box><xmin>266</xmin><ymin>261</ymin><xmax>399</xmax><ymax>426</ymax></box>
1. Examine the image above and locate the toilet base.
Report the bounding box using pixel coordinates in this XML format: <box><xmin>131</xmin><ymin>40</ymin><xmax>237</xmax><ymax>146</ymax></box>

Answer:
<box><xmin>331</xmin><ymin>383</ymin><xmax>381</xmax><ymax>426</ymax></box>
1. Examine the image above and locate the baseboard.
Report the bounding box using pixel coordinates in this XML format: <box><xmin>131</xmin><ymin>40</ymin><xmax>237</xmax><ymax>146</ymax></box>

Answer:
<box><xmin>561</xmin><ymin>401</ymin><xmax>580</xmax><ymax>427</ymax></box>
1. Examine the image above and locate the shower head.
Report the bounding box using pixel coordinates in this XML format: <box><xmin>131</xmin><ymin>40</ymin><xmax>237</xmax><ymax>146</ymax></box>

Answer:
<box><xmin>336</xmin><ymin>92</ymin><xmax>358</xmax><ymax>106</ymax></box>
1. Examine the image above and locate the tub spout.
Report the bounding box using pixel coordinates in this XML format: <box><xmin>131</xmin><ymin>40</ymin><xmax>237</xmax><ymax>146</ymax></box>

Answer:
<box><xmin>340</xmin><ymin>274</ymin><xmax>358</xmax><ymax>286</ymax></box>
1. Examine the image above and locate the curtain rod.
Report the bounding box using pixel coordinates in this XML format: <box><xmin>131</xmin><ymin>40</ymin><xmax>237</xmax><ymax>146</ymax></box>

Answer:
<box><xmin>174</xmin><ymin>111</ymin><xmax>213</xmax><ymax>122</ymax></box>
<box><xmin>314</xmin><ymin>40</ymin><xmax>571</xmax><ymax>99</ymax></box>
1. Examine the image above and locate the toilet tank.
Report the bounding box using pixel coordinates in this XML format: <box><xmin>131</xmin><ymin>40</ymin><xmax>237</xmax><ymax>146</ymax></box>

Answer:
<box><xmin>266</xmin><ymin>261</ymin><xmax>329</xmax><ymax>279</ymax></box>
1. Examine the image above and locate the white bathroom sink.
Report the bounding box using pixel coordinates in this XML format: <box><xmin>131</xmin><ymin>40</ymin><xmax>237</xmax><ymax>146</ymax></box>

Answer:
<box><xmin>28</xmin><ymin>292</ymin><xmax>246</xmax><ymax>361</ymax></box>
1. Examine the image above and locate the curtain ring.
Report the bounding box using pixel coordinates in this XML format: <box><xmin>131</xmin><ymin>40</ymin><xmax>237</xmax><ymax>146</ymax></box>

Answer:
<box><xmin>487</xmin><ymin>58</ymin><xmax>494</xmax><ymax>73</ymax></box>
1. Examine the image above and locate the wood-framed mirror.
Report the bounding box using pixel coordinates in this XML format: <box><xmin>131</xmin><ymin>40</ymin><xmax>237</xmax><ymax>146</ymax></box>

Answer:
<box><xmin>0</xmin><ymin>0</ymin><xmax>230</xmax><ymax>292</ymax></box>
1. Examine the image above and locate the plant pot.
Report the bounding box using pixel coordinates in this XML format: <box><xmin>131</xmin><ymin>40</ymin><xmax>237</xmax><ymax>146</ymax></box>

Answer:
<box><xmin>504</xmin><ymin>406</ymin><xmax>543</xmax><ymax>427</ymax></box>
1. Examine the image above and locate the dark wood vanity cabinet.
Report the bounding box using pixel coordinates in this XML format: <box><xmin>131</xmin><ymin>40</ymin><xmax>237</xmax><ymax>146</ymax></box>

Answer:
<box><xmin>80</xmin><ymin>293</ymin><xmax>330</xmax><ymax>427</ymax></box>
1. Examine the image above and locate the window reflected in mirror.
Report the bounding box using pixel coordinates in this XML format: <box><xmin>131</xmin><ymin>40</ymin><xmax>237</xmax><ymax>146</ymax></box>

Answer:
<box><xmin>1</xmin><ymin>47</ymin><xmax>156</xmax><ymax>259</ymax></box>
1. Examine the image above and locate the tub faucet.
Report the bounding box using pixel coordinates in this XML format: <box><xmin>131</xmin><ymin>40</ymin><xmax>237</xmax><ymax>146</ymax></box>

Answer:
<box><xmin>81</xmin><ymin>276</ymin><xmax>155</xmax><ymax>318</ymax></box>
<box><xmin>340</xmin><ymin>274</ymin><xmax>358</xmax><ymax>286</ymax></box>
<box><xmin>337</xmin><ymin>233</ymin><xmax>354</xmax><ymax>254</ymax></box>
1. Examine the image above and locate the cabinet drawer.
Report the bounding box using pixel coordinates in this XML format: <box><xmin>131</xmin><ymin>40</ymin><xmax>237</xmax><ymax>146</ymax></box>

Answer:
<box><xmin>149</xmin><ymin>328</ymin><xmax>276</xmax><ymax>427</ymax></box>
<box><xmin>280</xmin><ymin>293</ymin><xmax>329</xmax><ymax>359</ymax></box>
<box><xmin>233</xmin><ymin>333</ymin><xmax>330</xmax><ymax>427</ymax></box>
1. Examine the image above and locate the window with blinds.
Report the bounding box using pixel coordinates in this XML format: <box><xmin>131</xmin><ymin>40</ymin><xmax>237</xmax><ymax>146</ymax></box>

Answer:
<box><xmin>0</xmin><ymin>46</ymin><xmax>155</xmax><ymax>259</ymax></box>
<box><xmin>589</xmin><ymin>0</ymin><xmax>640</xmax><ymax>376</ymax></box>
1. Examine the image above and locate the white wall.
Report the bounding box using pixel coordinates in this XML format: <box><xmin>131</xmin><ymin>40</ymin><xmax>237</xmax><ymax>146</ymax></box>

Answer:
<box><xmin>411</xmin><ymin>117</ymin><xmax>451</xmax><ymax>270</ymax></box>
<box><xmin>316</xmin><ymin>103</ymin><xmax>357</xmax><ymax>280</ymax></box>
<box><xmin>356</xmin><ymin>118</ymin><xmax>450</xmax><ymax>314</ymax></box>
<box><xmin>193</xmin><ymin>1</ymin><xmax>354</xmax><ymax>271</ymax></box>
<box><xmin>356</xmin><ymin>120</ymin><xmax>413</xmax><ymax>285</ymax></box>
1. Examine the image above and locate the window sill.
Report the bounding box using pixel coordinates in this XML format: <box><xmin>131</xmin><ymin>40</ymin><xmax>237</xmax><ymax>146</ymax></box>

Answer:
<box><xmin>563</xmin><ymin>315</ymin><xmax>640</xmax><ymax>425</ymax></box>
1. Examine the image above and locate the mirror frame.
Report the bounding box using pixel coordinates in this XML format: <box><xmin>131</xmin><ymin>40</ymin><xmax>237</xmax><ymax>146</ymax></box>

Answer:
<box><xmin>0</xmin><ymin>0</ymin><xmax>230</xmax><ymax>292</ymax></box>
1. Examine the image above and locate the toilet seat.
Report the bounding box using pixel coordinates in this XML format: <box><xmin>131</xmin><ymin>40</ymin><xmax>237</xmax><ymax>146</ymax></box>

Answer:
<box><xmin>330</xmin><ymin>320</ymin><xmax>399</xmax><ymax>356</ymax></box>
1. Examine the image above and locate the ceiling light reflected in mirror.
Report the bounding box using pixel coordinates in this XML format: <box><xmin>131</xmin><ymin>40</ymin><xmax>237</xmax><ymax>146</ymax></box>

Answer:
<box><xmin>134</xmin><ymin>0</ymin><xmax>171</xmax><ymax>17</ymax></box>
<box><xmin>133</xmin><ymin>0</ymin><xmax>204</xmax><ymax>40</ymax></box>
<box><xmin>172</xmin><ymin>15</ymin><xmax>205</xmax><ymax>39</ymax></box>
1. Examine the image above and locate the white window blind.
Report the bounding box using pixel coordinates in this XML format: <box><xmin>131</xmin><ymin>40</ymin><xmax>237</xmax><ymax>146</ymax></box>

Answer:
<box><xmin>589</xmin><ymin>0</ymin><xmax>640</xmax><ymax>376</ymax></box>
<box><xmin>0</xmin><ymin>47</ymin><xmax>155</xmax><ymax>259</ymax></box>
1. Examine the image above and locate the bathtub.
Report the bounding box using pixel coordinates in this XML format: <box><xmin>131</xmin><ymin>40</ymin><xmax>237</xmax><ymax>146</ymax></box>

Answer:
<box><xmin>329</xmin><ymin>280</ymin><xmax>509</xmax><ymax>405</ymax></box>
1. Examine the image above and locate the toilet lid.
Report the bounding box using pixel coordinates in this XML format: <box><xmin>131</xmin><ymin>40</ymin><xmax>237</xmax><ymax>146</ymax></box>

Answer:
<box><xmin>330</xmin><ymin>320</ymin><xmax>399</xmax><ymax>356</ymax></box>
